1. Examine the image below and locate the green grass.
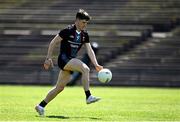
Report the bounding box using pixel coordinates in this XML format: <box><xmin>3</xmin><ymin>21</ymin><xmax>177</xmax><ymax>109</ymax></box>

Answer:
<box><xmin>0</xmin><ymin>85</ymin><xmax>180</xmax><ymax>121</ymax></box>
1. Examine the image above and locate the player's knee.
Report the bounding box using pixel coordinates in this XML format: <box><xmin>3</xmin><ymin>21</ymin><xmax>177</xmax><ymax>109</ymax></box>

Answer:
<box><xmin>82</xmin><ymin>64</ymin><xmax>90</xmax><ymax>74</ymax></box>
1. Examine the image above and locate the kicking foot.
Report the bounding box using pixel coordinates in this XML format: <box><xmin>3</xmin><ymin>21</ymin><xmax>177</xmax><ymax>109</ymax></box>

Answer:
<box><xmin>35</xmin><ymin>105</ymin><xmax>45</xmax><ymax>116</ymax></box>
<box><xmin>86</xmin><ymin>95</ymin><xmax>101</xmax><ymax>104</ymax></box>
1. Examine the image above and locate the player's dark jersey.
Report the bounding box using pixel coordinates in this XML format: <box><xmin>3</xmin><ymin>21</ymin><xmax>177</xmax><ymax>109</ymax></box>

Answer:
<box><xmin>58</xmin><ymin>24</ymin><xmax>89</xmax><ymax>69</ymax></box>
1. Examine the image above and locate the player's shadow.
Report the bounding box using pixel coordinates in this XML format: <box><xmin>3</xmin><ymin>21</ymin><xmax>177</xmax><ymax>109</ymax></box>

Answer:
<box><xmin>46</xmin><ymin>115</ymin><xmax>101</xmax><ymax>120</ymax></box>
<box><xmin>47</xmin><ymin>115</ymin><xmax>69</xmax><ymax>119</ymax></box>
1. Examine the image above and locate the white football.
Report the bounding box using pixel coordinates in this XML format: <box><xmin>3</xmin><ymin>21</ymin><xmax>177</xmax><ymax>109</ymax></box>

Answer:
<box><xmin>98</xmin><ymin>68</ymin><xmax>112</xmax><ymax>83</ymax></box>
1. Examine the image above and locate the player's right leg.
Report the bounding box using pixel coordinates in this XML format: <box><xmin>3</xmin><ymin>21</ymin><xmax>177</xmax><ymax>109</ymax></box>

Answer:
<box><xmin>43</xmin><ymin>70</ymin><xmax>71</xmax><ymax>103</ymax></box>
<box><xmin>35</xmin><ymin>70</ymin><xmax>71</xmax><ymax>116</ymax></box>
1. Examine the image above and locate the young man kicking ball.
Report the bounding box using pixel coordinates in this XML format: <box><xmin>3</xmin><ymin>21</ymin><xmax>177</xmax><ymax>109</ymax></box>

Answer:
<box><xmin>35</xmin><ymin>9</ymin><xmax>103</xmax><ymax>116</ymax></box>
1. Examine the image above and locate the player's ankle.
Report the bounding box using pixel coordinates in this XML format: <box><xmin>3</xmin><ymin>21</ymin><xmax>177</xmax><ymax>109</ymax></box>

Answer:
<box><xmin>85</xmin><ymin>90</ymin><xmax>91</xmax><ymax>99</ymax></box>
<box><xmin>39</xmin><ymin>100</ymin><xmax>47</xmax><ymax>108</ymax></box>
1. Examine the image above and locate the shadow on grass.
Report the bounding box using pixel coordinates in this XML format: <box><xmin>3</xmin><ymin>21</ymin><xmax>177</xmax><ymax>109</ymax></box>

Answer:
<box><xmin>46</xmin><ymin>115</ymin><xmax>101</xmax><ymax>120</ymax></box>
<box><xmin>47</xmin><ymin>115</ymin><xmax>69</xmax><ymax>119</ymax></box>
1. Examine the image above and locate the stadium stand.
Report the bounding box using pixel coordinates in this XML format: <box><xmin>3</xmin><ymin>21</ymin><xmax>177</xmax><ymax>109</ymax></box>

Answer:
<box><xmin>0</xmin><ymin>0</ymin><xmax>179</xmax><ymax>86</ymax></box>
<box><xmin>92</xmin><ymin>36</ymin><xmax>180</xmax><ymax>87</ymax></box>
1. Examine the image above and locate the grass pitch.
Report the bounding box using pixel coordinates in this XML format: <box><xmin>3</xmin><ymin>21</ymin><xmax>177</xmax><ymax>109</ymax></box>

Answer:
<box><xmin>0</xmin><ymin>85</ymin><xmax>180</xmax><ymax>121</ymax></box>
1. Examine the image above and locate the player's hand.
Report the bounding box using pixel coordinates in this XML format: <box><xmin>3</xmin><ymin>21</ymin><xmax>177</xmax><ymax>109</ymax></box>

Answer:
<box><xmin>44</xmin><ymin>58</ymin><xmax>54</xmax><ymax>70</ymax></box>
<box><xmin>95</xmin><ymin>65</ymin><xmax>103</xmax><ymax>72</ymax></box>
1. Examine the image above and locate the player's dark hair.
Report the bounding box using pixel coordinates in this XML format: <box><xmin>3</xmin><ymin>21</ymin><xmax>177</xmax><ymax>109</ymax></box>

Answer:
<box><xmin>76</xmin><ymin>9</ymin><xmax>91</xmax><ymax>21</ymax></box>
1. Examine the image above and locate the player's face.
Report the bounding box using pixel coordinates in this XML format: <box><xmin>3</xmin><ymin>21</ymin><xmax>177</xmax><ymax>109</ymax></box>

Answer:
<box><xmin>76</xmin><ymin>19</ymin><xmax>88</xmax><ymax>31</ymax></box>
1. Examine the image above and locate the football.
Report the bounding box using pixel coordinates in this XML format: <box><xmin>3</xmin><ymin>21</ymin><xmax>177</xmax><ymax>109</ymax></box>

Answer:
<box><xmin>98</xmin><ymin>68</ymin><xmax>112</xmax><ymax>83</ymax></box>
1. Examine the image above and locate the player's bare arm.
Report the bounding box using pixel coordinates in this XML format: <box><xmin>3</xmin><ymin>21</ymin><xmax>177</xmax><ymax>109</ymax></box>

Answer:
<box><xmin>44</xmin><ymin>34</ymin><xmax>62</xmax><ymax>70</ymax></box>
<box><xmin>85</xmin><ymin>43</ymin><xmax>103</xmax><ymax>71</ymax></box>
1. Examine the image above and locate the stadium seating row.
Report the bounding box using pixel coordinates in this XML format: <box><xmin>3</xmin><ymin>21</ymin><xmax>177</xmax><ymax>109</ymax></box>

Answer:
<box><xmin>92</xmin><ymin>36</ymin><xmax>180</xmax><ymax>86</ymax></box>
<box><xmin>0</xmin><ymin>0</ymin><xmax>179</xmax><ymax>86</ymax></box>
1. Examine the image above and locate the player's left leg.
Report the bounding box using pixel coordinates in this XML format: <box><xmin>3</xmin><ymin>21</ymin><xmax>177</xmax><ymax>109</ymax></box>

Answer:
<box><xmin>63</xmin><ymin>58</ymin><xmax>101</xmax><ymax>104</ymax></box>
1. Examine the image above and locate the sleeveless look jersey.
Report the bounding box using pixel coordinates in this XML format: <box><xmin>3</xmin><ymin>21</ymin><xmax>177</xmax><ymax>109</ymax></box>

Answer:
<box><xmin>58</xmin><ymin>24</ymin><xmax>90</xmax><ymax>69</ymax></box>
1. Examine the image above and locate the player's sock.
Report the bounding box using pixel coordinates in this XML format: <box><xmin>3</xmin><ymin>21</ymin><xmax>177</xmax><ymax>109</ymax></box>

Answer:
<box><xmin>39</xmin><ymin>100</ymin><xmax>47</xmax><ymax>108</ymax></box>
<box><xmin>85</xmin><ymin>90</ymin><xmax>91</xmax><ymax>99</ymax></box>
